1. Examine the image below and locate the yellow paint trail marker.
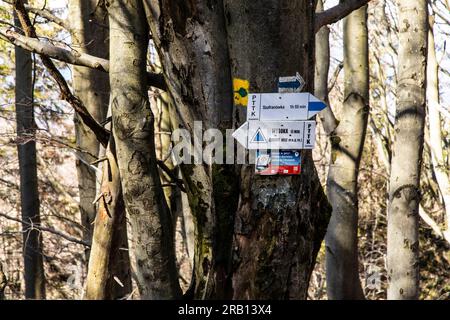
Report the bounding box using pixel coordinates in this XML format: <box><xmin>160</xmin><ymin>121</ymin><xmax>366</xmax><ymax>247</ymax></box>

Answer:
<box><xmin>233</xmin><ymin>78</ymin><xmax>249</xmax><ymax>107</ymax></box>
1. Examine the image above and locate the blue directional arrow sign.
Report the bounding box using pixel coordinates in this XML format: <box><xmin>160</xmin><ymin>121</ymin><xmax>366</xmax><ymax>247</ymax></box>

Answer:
<box><xmin>278</xmin><ymin>72</ymin><xmax>305</xmax><ymax>93</ymax></box>
<box><xmin>246</xmin><ymin>92</ymin><xmax>327</xmax><ymax>121</ymax></box>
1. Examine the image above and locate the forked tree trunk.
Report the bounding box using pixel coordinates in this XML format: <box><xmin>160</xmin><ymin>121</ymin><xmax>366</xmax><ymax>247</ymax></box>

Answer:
<box><xmin>69</xmin><ymin>0</ymin><xmax>110</xmax><ymax>255</ymax></box>
<box><xmin>325</xmin><ymin>3</ymin><xmax>368</xmax><ymax>300</ymax></box>
<box><xmin>14</xmin><ymin>1</ymin><xmax>45</xmax><ymax>299</ymax></box>
<box><xmin>387</xmin><ymin>0</ymin><xmax>428</xmax><ymax>300</ymax></box>
<box><xmin>109</xmin><ymin>0</ymin><xmax>181</xmax><ymax>299</ymax></box>
<box><xmin>224</xmin><ymin>0</ymin><xmax>331</xmax><ymax>299</ymax></box>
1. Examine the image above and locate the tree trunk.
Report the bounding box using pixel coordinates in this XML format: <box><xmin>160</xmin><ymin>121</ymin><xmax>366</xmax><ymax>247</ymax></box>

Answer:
<box><xmin>426</xmin><ymin>16</ymin><xmax>450</xmax><ymax>242</ymax></box>
<box><xmin>324</xmin><ymin>3</ymin><xmax>368</xmax><ymax>300</ymax></box>
<box><xmin>387</xmin><ymin>0</ymin><xmax>428</xmax><ymax>300</ymax></box>
<box><xmin>84</xmin><ymin>137</ymin><xmax>132</xmax><ymax>299</ymax></box>
<box><xmin>224</xmin><ymin>0</ymin><xmax>331</xmax><ymax>299</ymax></box>
<box><xmin>109</xmin><ymin>0</ymin><xmax>181</xmax><ymax>299</ymax></box>
<box><xmin>14</xmin><ymin>1</ymin><xmax>45</xmax><ymax>299</ymax></box>
<box><xmin>315</xmin><ymin>0</ymin><xmax>337</xmax><ymax>136</ymax></box>
<box><xmin>143</xmin><ymin>0</ymin><xmax>236</xmax><ymax>299</ymax></box>
<box><xmin>0</xmin><ymin>262</ymin><xmax>6</xmax><ymax>300</ymax></box>
<box><xmin>69</xmin><ymin>0</ymin><xmax>110</xmax><ymax>255</ymax></box>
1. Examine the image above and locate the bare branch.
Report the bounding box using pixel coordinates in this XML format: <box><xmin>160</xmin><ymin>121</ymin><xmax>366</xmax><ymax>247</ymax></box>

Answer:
<box><xmin>315</xmin><ymin>0</ymin><xmax>372</xmax><ymax>33</ymax></box>
<box><xmin>0</xmin><ymin>26</ymin><xmax>167</xmax><ymax>90</ymax></box>
<box><xmin>0</xmin><ymin>212</ymin><xmax>90</xmax><ymax>247</ymax></box>
<box><xmin>13</xmin><ymin>0</ymin><xmax>110</xmax><ymax>146</ymax></box>
<box><xmin>157</xmin><ymin>160</ymin><xmax>186</xmax><ymax>193</ymax></box>
<box><xmin>3</xmin><ymin>0</ymin><xmax>72</xmax><ymax>31</ymax></box>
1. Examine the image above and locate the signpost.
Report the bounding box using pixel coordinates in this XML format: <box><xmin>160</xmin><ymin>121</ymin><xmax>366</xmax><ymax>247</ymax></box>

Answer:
<box><xmin>232</xmin><ymin>73</ymin><xmax>327</xmax><ymax>175</ymax></box>
<box><xmin>256</xmin><ymin>150</ymin><xmax>302</xmax><ymax>175</ymax></box>
<box><xmin>278</xmin><ymin>72</ymin><xmax>305</xmax><ymax>93</ymax></box>
<box><xmin>232</xmin><ymin>120</ymin><xmax>316</xmax><ymax>150</ymax></box>
<box><xmin>247</xmin><ymin>92</ymin><xmax>326</xmax><ymax>121</ymax></box>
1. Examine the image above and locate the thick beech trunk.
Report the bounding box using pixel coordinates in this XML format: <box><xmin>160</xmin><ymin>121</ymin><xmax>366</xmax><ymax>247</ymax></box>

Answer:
<box><xmin>109</xmin><ymin>0</ymin><xmax>181</xmax><ymax>299</ymax></box>
<box><xmin>144</xmin><ymin>0</ymin><xmax>236</xmax><ymax>299</ymax></box>
<box><xmin>224</xmin><ymin>0</ymin><xmax>331</xmax><ymax>299</ymax></box>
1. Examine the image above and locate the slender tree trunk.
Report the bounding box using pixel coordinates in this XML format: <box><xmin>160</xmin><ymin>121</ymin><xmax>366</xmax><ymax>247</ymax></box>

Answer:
<box><xmin>224</xmin><ymin>0</ymin><xmax>331</xmax><ymax>299</ymax></box>
<box><xmin>0</xmin><ymin>262</ymin><xmax>6</xmax><ymax>300</ymax></box>
<box><xmin>14</xmin><ymin>2</ymin><xmax>45</xmax><ymax>299</ymax></box>
<box><xmin>426</xmin><ymin>16</ymin><xmax>450</xmax><ymax>242</ymax></box>
<box><xmin>387</xmin><ymin>0</ymin><xmax>428</xmax><ymax>300</ymax></box>
<box><xmin>69</xmin><ymin>0</ymin><xmax>110</xmax><ymax>254</ymax></box>
<box><xmin>315</xmin><ymin>0</ymin><xmax>337</xmax><ymax>136</ymax></box>
<box><xmin>84</xmin><ymin>137</ymin><xmax>132</xmax><ymax>299</ymax></box>
<box><xmin>324</xmin><ymin>3</ymin><xmax>368</xmax><ymax>300</ymax></box>
<box><xmin>144</xmin><ymin>0</ymin><xmax>236</xmax><ymax>299</ymax></box>
<box><xmin>109</xmin><ymin>0</ymin><xmax>181</xmax><ymax>299</ymax></box>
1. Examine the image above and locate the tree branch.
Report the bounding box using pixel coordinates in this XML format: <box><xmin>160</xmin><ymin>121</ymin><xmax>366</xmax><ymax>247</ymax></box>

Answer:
<box><xmin>13</xmin><ymin>0</ymin><xmax>110</xmax><ymax>146</ymax></box>
<box><xmin>0</xmin><ymin>26</ymin><xmax>167</xmax><ymax>90</ymax></box>
<box><xmin>3</xmin><ymin>0</ymin><xmax>72</xmax><ymax>31</ymax></box>
<box><xmin>315</xmin><ymin>0</ymin><xmax>372</xmax><ymax>33</ymax></box>
<box><xmin>0</xmin><ymin>212</ymin><xmax>90</xmax><ymax>247</ymax></box>
<box><xmin>157</xmin><ymin>160</ymin><xmax>186</xmax><ymax>193</ymax></box>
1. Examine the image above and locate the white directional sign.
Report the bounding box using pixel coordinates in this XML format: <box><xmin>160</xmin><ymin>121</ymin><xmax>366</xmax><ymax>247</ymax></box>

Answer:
<box><xmin>247</xmin><ymin>92</ymin><xmax>326</xmax><ymax>122</ymax></box>
<box><xmin>278</xmin><ymin>72</ymin><xmax>305</xmax><ymax>93</ymax></box>
<box><xmin>232</xmin><ymin>120</ymin><xmax>316</xmax><ymax>150</ymax></box>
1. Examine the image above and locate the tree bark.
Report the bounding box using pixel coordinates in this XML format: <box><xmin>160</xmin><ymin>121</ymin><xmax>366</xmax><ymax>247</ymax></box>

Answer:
<box><xmin>324</xmin><ymin>3</ymin><xmax>368</xmax><ymax>300</ymax></box>
<box><xmin>387</xmin><ymin>0</ymin><xmax>428</xmax><ymax>300</ymax></box>
<box><xmin>0</xmin><ymin>262</ymin><xmax>6</xmax><ymax>300</ymax></box>
<box><xmin>109</xmin><ymin>0</ymin><xmax>181</xmax><ymax>299</ymax></box>
<box><xmin>315</xmin><ymin>0</ymin><xmax>338</xmax><ymax>136</ymax></box>
<box><xmin>69</xmin><ymin>0</ymin><xmax>110</xmax><ymax>258</ymax></box>
<box><xmin>85</xmin><ymin>138</ymin><xmax>132</xmax><ymax>299</ymax></box>
<box><xmin>143</xmin><ymin>0</ymin><xmax>236</xmax><ymax>299</ymax></box>
<box><xmin>14</xmin><ymin>1</ymin><xmax>45</xmax><ymax>299</ymax></box>
<box><xmin>224</xmin><ymin>0</ymin><xmax>331</xmax><ymax>299</ymax></box>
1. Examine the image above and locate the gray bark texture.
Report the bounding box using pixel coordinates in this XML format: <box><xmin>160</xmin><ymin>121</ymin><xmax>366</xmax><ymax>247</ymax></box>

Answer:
<box><xmin>324</xmin><ymin>4</ymin><xmax>368</xmax><ymax>300</ymax></box>
<box><xmin>69</xmin><ymin>0</ymin><xmax>110</xmax><ymax>251</ymax></box>
<box><xmin>315</xmin><ymin>0</ymin><xmax>338</xmax><ymax>136</ymax></box>
<box><xmin>14</xmin><ymin>1</ymin><xmax>45</xmax><ymax>299</ymax></box>
<box><xmin>109</xmin><ymin>0</ymin><xmax>181</xmax><ymax>299</ymax></box>
<box><xmin>144</xmin><ymin>0</ymin><xmax>237</xmax><ymax>299</ymax></box>
<box><xmin>223</xmin><ymin>0</ymin><xmax>331</xmax><ymax>299</ymax></box>
<box><xmin>387</xmin><ymin>0</ymin><xmax>428</xmax><ymax>300</ymax></box>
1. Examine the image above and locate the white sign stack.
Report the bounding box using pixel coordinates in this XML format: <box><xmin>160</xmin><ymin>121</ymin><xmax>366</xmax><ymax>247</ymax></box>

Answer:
<box><xmin>232</xmin><ymin>92</ymin><xmax>326</xmax><ymax>150</ymax></box>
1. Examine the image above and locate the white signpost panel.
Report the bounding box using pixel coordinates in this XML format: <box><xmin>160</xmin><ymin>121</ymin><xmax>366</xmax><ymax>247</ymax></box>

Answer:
<box><xmin>247</xmin><ymin>92</ymin><xmax>326</xmax><ymax>122</ymax></box>
<box><xmin>232</xmin><ymin>120</ymin><xmax>316</xmax><ymax>150</ymax></box>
